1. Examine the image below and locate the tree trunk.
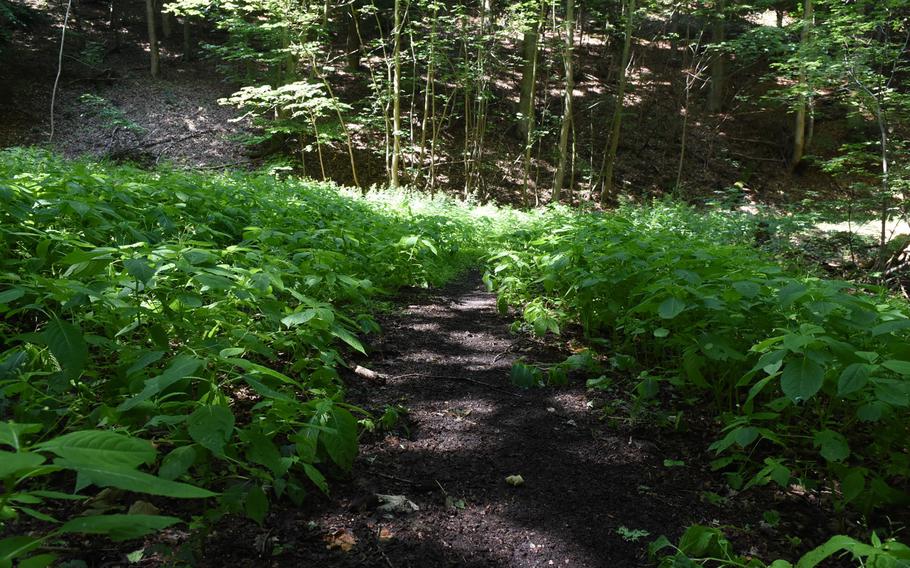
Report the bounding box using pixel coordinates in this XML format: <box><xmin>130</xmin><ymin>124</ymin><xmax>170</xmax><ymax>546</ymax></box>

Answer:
<box><xmin>517</xmin><ymin>1</ymin><xmax>543</xmax><ymax>139</ymax></box>
<box><xmin>790</xmin><ymin>0</ymin><xmax>813</xmax><ymax>171</ymax></box>
<box><xmin>553</xmin><ymin>0</ymin><xmax>575</xmax><ymax>201</ymax></box>
<box><xmin>182</xmin><ymin>16</ymin><xmax>191</xmax><ymax>60</ymax></box>
<box><xmin>145</xmin><ymin>0</ymin><xmax>159</xmax><ymax>77</ymax></box>
<box><xmin>598</xmin><ymin>0</ymin><xmax>634</xmax><ymax>206</ymax></box>
<box><xmin>390</xmin><ymin>0</ymin><xmax>402</xmax><ymax>188</ymax></box>
<box><xmin>109</xmin><ymin>0</ymin><xmax>121</xmax><ymax>50</ymax></box>
<box><xmin>418</xmin><ymin>4</ymin><xmax>438</xmax><ymax>187</ymax></box>
<box><xmin>161</xmin><ymin>1</ymin><xmax>172</xmax><ymax>39</ymax></box>
<box><xmin>708</xmin><ymin>0</ymin><xmax>725</xmax><ymax>113</ymax></box>
<box><xmin>345</xmin><ymin>2</ymin><xmax>360</xmax><ymax>71</ymax></box>
<box><xmin>521</xmin><ymin>6</ymin><xmax>545</xmax><ymax>203</ymax></box>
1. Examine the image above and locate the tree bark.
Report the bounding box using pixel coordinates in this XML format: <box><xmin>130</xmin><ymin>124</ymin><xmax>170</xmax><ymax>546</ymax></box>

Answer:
<box><xmin>182</xmin><ymin>16</ymin><xmax>192</xmax><ymax>60</ymax></box>
<box><xmin>517</xmin><ymin>1</ymin><xmax>543</xmax><ymax>139</ymax></box>
<box><xmin>553</xmin><ymin>0</ymin><xmax>575</xmax><ymax>201</ymax></box>
<box><xmin>390</xmin><ymin>0</ymin><xmax>402</xmax><ymax>188</ymax></box>
<box><xmin>161</xmin><ymin>1</ymin><xmax>172</xmax><ymax>39</ymax></box>
<box><xmin>708</xmin><ymin>0</ymin><xmax>725</xmax><ymax>113</ymax></box>
<box><xmin>145</xmin><ymin>0</ymin><xmax>159</xmax><ymax>77</ymax></box>
<box><xmin>345</xmin><ymin>1</ymin><xmax>360</xmax><ymax>71</ymax></box>
<box><xmin>790</xmin><ymin>0</ymin><xmax>813</xmax><ymax>171</ymax></box>
<box><xmin>598</xmin><ymin>0</ymin><xmax>634</xmax><ymax>206</ymax></box>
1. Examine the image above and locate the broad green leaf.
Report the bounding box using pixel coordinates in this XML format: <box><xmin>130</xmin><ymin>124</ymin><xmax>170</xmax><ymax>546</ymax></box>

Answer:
<box><xmin>331</xmin><ymin>324</ymin><xmax>365</xmax><ymax>354</ymax></box>
<box><xmin>658</xmin><ymin>297</ymin><xmax>686</xmax><ymax>320</ymax></box>
<box><xmin>245</xmin><ymin>485</ymin><xmax>268</xmax><ymax>525</ymax></box>
<box><xmin>732</xmin><ymin>281</ymin><xmax>760</xmax><ymax>298</ymax></box>
<box><xmin>780</xmin><ymin>356</ymin><xmax>825</xmax><ymax>402</ymax></box>
<box><xmin>42</xmin><ymin>318</ymin><xmax>88</xmax><ymax>378</ymax></box>
<box><xmin>240</xmin><ymin>428</ymin><xmax>286</xmax><ymax>477</ymax></box>
<box><xmin>841</xmin><ymin>469</ymin><xmax>865</xmax><ymax>503</ymax></box>
<box><xmin>125</xmin><ymin>350</ymin><xmax>165</xmax><ymax>376</ymax></box>
<box><xmin>118</xmin><ymin>355</ymin><xmax>203</xmax><ymax>412</ymax></box>
<box><xmin>796</xmin><ymin>535</ymin><xmax>878</xmax><ymax>568</ymax></box>
<box><xmin>0</xmin><ymin>451</ymin><xmax>45</xmax><ymax>478</ymax></box>
<box><xmin>733</xmin><ymin>427</ymin><xmax>759</xmax><ymax>447</ymax></box>
<box><xmin>242</xmin><ymin>375</ymin><xmax>295</xmax><ymax>402</ymax></box>
<box><xmin>812</xmin><ymin>429</ymin><xmax>850</xmax><ymax>462</ymax></box>
<box><xmin>56</xmin><ymin>459</ymin><xmax>215</xmax><ymax>498</ymax></box>
<box><xmin>0</xmin><ymin>422</ymin><xmax>42</xmax><ymax>451</ymax></box>
<box><xmin>778</xmin><ymin>282</ymin><xmax>807</xmax><ymax>307</ymax></box>
<box><xmin>158</xmin><ymin>445</ymin><xmax>197</xmax><ymax>480</ymax></box>
<box><xmin>882</xmin><ymin>360</ymin><xmax>910</xmax><ymax>376</ymax></box>
<box><xmin>319</xmin><ymin>406</ymin><xmax>357</xmax><ymax>471</ymax></box>
<box><xmin>193</xmin><ymin>273</ymin><xmax>233</xmax><ymax>291</ymax></box>
<box><xmin>281</xmin><ymin>309</ymin><xmax>316</xmax><ymax>327</ymax></box>
<box><xmin>187</xmin><ymin>405</ymin><xmax>235</xmax><ymax>456</ymax></box>
<box><xmin>18</xmin><ymin>553</ymin><xmax>57</xmax><ymax>568</ymax></box>
<box><xmin>510</xmin><ymin>362</ymin><xmax>539</xmax><ymax>389</ymax></box>
<box><xmin>303</xmin><ymin>463</ymin><xmax>329</xmax><ymax>495</ymax></box>
<box><xmin>57</xmin><ymin>514</ymin><xmax>181</xmax><ymax>542</ymax></box>
<box><xmin>857</xmin><ymin>401</ymin><xmax>886</xmax><ymax>422</ymax></box>
<box><xmin>0</xmin><ymin>536</ymin><xmax>42</xmax><ymax>565</ymax></box>
<box><xmin>123</xmin><ymin>258</ymin><xmax>155</xmax><ymax>284</ymax></box>
<box><xmin>0</xmin><ymin>287</ymin><xmax>25</xmax><ymax>304</ymax></box>
<box><xmin>870</xmin><ymin>319</ymin><xmax>910</xmax><ymax>336</ymax></box>
<box><xmin>874</xmin><ymin>380</ymin><xmax>910</xmax><ymax>407</ymax></box>
<box><xmin>35</xmin><ymin>430</ymin><xmax>155</xmax><ymax>468</ymax></box>
<box><xmin>222</xmin><ymin>357</ymin><xmax>302</xmax><ymax>388</ymax></box>
<box><xmin>837</xmin><ymin>363</ymin><xmax>870</xmax><ymax>396</ymax></box>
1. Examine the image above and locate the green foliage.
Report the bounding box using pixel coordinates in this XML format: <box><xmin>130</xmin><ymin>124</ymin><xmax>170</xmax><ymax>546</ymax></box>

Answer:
<box><xmin>0</xmin><ymin>425</ymin><xmax>210</xmax><ymax>566</ymax></box>
<box><xmin>649</xmin><ymin>525</ymin><xmax>910</xmax><ymax>568</ymax></box>
<box><xmin>486</xmin><ymin>202</ymin><xmax>910</xmax><ymax>513</ymax></box>
<box><xmin>0</xmin><ymin>148</ymin><xmax>510</xmax><ymax>555</ymax></box>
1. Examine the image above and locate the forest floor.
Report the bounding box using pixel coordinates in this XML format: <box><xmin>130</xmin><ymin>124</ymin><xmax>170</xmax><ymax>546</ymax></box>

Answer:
<box><xmin>188</xmin><ymin>274</ymin><xmax>836</xmax><ymax>568</ymax></box>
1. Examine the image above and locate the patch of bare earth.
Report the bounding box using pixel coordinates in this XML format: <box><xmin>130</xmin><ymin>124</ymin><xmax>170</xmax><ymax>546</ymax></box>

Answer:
<box><xmin>194</xmin><ymin>274</ymin><xmax>833</xmax><ymax>567</ymax></box>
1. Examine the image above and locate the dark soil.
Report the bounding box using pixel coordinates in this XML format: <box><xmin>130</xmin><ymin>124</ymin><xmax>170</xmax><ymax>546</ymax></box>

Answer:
<box><xmin>0</xmin><ymin>0</ymin><xmax>250</xmax><ymax>167</ymax></box>
<box><xmin>190</xmin><ymin>274</ymin><xmax>833</xmax><ymax>567</ymax></box>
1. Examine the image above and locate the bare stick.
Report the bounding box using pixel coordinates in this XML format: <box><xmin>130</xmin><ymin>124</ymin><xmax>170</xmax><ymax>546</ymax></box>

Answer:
<box><xmin>50</xmin><ymin>0</ymin><xmax>74</xmax><ymax>142</ymax></box>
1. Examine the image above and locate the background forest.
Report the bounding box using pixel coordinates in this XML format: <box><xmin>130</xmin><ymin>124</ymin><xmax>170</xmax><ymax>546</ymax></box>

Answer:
<box><xmin>1</xmin><ymin>0</ymin><xmax>910</xmax><ymax>566</ymax></box>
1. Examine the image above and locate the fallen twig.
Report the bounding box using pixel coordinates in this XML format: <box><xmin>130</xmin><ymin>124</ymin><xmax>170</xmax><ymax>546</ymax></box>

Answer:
<box><xmin>372</xmin><ymin>470</ymin><xmax>418</xmax><ymax>485</ymax></box>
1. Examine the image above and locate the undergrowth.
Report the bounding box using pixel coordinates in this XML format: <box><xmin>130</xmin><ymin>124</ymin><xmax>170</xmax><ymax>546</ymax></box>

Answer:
<box><xmin>1</xmin><ymin>148</ymin><xmax>909</xmax><ymax>566</ymax></box>
<box><xmin>486</xmin><ymin>202</ymin><xmax>910</xmax><ymax>565</ymax></box>
<box><xmin>0</xmin><ymin>148</ymin><xmax>511</xmax><ymax>565</ymax></box>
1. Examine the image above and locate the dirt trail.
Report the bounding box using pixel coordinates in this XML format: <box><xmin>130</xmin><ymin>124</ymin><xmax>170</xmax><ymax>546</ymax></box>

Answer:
<box><xmin>204</xmin><ymin>274</ymin><xmax>730</xmax><ymax>567</ymax></box>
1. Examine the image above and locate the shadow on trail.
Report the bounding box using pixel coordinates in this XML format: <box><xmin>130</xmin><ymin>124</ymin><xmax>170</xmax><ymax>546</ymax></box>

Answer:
<box><xmin>200</xmin><ymin>274</ymin><xmax>724</xmax><ymax>567</ymax></box>
<box><xmin>310</xmin><ymin>274</ymin><xmax>719</xmax><ymax>567</ymax></box>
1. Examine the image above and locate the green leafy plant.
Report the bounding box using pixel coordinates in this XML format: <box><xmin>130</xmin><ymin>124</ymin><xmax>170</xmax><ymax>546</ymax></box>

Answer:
<box><xmin>650</xmin><ymin>525</ymin><xmax>910</xmax><ymax>568</ymax></box>
<box><xmin>616</xmin><ymin>526</ymin><xmax>650</xmax><ymax>542</ymax></box>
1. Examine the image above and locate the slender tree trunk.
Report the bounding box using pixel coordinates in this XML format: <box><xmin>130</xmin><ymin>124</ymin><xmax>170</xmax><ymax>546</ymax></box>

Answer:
<box><xmin>598</xmin><ymin>0</ymin><xmax>634</xmax><ymax>206</ymax></box>
<box><xmin>357</xmin><ymin>2</ymin><xmax>391</xmax><ymax>179</ymax></box>
<box><xmin>871</xmin><ymin>97</ymin><xmax>890</xmax><ymax>273</ymax></box>
<box><xmin>345</xmin><ymin>1</ymin><xmax>360</xmax><ymax>71</ymax></box>
<box><xmin>518</xmin><ymin>0</ymin><xmax>543</xmax><ymax>139</ymax></box>
<box><xmin>553</xmin><ymin>0</ymin><xmax>575</xmax><ymax>201</ymax></box>
<box><xmin>790</xmin><ymin>0</ymin><xmax>813</xmax><ymax>171</ymax></box>
<box><xmin>145</xmin><ymin>0</ymin><xmax>159</xmax><ymax>77</ymax></box>
<box><xmin>311</xmin><ymin>55</ymin><xmax>362</xmax><ymax>190</ymax></box>
<box><xmin>708</xmin><ymin>0</ymin><xmax>725</xmax><ymax>113</ymax></box>
<box><xmin>161</xmin><ymin>2</ymin><xmax>172</xmax><ymax>39</ymax></box>
<box><xmin>390</xmin><ymin>0</ymin><xmax>402</xmax><ymax>187</ymax></box>
<box><xmin>521</xmin><ymin>8</ymin><xmax>543</xmax><ymax>203</ymax></box>
<box><xmin>418</xmin><ymin>4</ymin><xmax>438</xmax><ymax>187</ymax></box>
<box><xmin>182</xmin><ymin>16</ymin><xmax>191</xmax><ymax>59</ymax></box>
<box><xmin>109</xmin><ymin>0</ymin><xmax>121</xmax><ymax>50</ymax></box>
<box><xmin>309</xmin><ymin>113</ymin><xmax>327</xmax><ymax>180</ymax></box>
